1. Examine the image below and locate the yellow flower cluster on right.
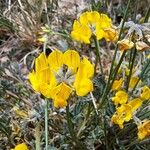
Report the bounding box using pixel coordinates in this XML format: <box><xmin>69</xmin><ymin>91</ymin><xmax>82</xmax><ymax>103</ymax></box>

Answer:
<box><xmin>111</xmin><ymin>75</ymin><xmax>150</xmax><ymax>137</ymax></box>
<box><xmin>71</xmin><ymin>11</ymin><xmax>118</xmax><ymax>44</ymax></box>
<box><xmin>111</xmin><ymin>90</ymin><xmax>142</xmax><ymax>129</ymax></box>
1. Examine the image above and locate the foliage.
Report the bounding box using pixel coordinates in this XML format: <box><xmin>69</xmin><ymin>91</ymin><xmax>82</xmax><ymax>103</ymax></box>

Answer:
<box><xmin>0</xmin><ymin>0</ymin><xmax>150</xmax><ymax>150</ymax></box>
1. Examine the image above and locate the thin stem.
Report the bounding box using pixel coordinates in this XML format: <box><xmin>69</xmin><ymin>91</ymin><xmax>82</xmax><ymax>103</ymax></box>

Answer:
<box><xmin>35</xmin><ymin>122</ymin><xmax>41</xmax><ymax>150</ymax></box>
<box><xmin>131</xmin><ymin>59</ymin><xmax>150</xmax><ymax>94</ymax></box>
<box><xmin>103</xmin><ymin>111</ymin><xmax>108</xmax><ymax>150</ymax></box>
<box><xmin>126</xmin><ymin>47</ymin><xmax>137</xmax><ymax>91</ymax></box>
<box><xmin>108</xmin><ymin>0</ymin><xmax>132</xmax><ymax>78</ymax></box>
<box><xmin>99</xmin><ymin>51</ymin><xmax>126</xmax><ymax>108</ymax></box>
<box><xmin>77</xmin><ymin>103</ymin><xmax>92</xmax><ymax>138</ymax></box>
<box><xmin>45</xmin><ymin>100</ymin><xmax>49</xmax><ymax>150</ymax></box>
<box><xmin>97</xmin><ymin>0</ymin><xmax>131</xmax><ymax>109</ymax></box>
<box><xmin>144</xmin><ymin>7</ymin><xmax>150</xmax><ymax>23</ymax></box>
<box><xmin>66</xmin><ymin>104</ymin><xmax>76</xmax><ymax>141</ymax></box>
<box><xmin>94</xmin><ymin>37</ymin><xmax>104</xmax><ymax>75</ymax></box>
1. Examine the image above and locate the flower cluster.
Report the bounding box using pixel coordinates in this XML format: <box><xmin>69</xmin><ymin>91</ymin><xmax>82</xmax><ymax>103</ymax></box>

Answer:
<box><xmin>71</xmin><ymin>11</ymin><xmax>118</xmax><ymax>43</ymax></box>
<box><xmin>111</xmin><ymin>90</ymin><xmax>142</xmax><ymax>129</ymax></box>
<box><xmin>29</xmin><ymin>50</ymin><xmax>94</xmax><ymax>108</ymax></box>
<box><xmin>111</xmin><ymin>76</ymin><xmax>150</xmax><ymax>139</ymax></box>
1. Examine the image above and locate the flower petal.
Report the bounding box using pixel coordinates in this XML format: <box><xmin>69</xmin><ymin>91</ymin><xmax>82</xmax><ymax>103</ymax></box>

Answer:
<box><xmin>128</xmin><ymin>98</ymin><xmax>142</xmax><ymax>112</ymax></box>
<box><xmin>48</xmin><ymin>50</ymin><xmax>63</xmax><ymax>72</ymax></box>
<box><xmin>13</xmin><ymin>143</ymin><xmax>28</xmax><ymax>150</ymax></box>
<box><xmin>35</xmin><ymin>52</ymin><xmax>48</xmax><ymax>72</ymax></box>
<box><xmin>63</xmin><ymin>50</ymin><xmax>80</xmax><ymax>73</ymax></box>
<box><xmin>50</xmin><ymin>82</ymin><xmax>72</xmax><ymax>108</ymax></box>
<box><xmin>74</xmin><ymin>78</ymin><xmax>93</xmax><ymax>96</ymax></box>
<box><xmin>79</xmin><ymin>11</ymin><xmax>100</xmax><ymax>25</ymax></box>
<box><xmin>79</xmin><ymin>57</ymin><xmax>94</xmax><ymax>78</ymax></box>
<box><xmin>71</xmin><ymin>20</ymin><xmax>92</xmax><ymax>44</ymax></box>
<box><xmin>118</xmin><ymin>39</ymin><xmax>134</xmax><ymax>51</ymax></box>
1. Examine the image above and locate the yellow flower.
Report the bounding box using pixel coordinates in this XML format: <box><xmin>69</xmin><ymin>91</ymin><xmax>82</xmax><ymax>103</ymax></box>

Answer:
<box><xmin>112</xmin><ymin>78</ymin><xmax>123</xmax><ymax>91</ymax></box>
<box><xmin>128</xmin><ymin>98</ymin><xmax>142</xmax><ymax>112</ymax></box>
<box><xmin>118</xmin><ymin>39</ymin><xmax>134</xmax><ymax>51</ymax></box>
<box><xmin>111</xmin><ymin>104</ymin><xmax>132</xmax><ymax>129</ymax></box>
<box><xmin>140</xmin><ymin>86</ymin><xmax>150</xmax><ymax>100</ymax></box>
<box><xmin>129</xmin><ymin>76</ymin><xmax>139</xmax><ymax>89</ymax></box>
<box><xmin>138</xmin><ymin>120</ymin><xmax>150</xmax><ymax>140</ymax></box>
<box><xmin>71</xmin><ymin>20</ymin><xmax>92</xmax><ymax>44</ymax></box>
<box><xmin>112</xmin><ymin>90</ymin><xmax>128</xmax><ymax>106</ymax></box>
<box><xmin>135</xmin><ymin>41</ymin><xmax>150</xmax><ymax>51</ymax></box>
<box><xmin>29</xmin><ymin>50</ymin><xmax>94</xmax><ymax>108</ymax></box>
<box><xmin>71</xmin><ymin>11</ymin><xmax>114</xmax><ymax>43</ymax></box>
<box><xmin>103</xmin><ymin>27</ymin><xmax>118</xmax><ymax>42</ymax></box>
<box><xmin>11</xmin><ymin>143</ymin><xmax>28</xmax><ymax>150</ymax></box>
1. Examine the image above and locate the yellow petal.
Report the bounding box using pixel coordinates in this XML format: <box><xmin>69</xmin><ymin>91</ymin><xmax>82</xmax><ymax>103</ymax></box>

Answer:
<box><xmin>129</xmin><ymin>77</ymin><xmax>140</xmax><ymax>89</ymax></box>
<box><xmin>79</xmin><ymin>11</ymin><xmax>100</xmax><ymax>25</ymax></box>
<box><xmin>50</xmin><ymin>82</ymin><xmax>72</xmax><ymax>108</ymax></box>
<box><xmin>28</xmin><ymin>70</ymin><xmax>40</xmax><ymax>92</ymax></box>
<box><xmin>118</xmin><ymin>39</ymin><xmax>134</xmax><ymax>51</ymax></box>
<box><xmin>29</xmin><ymin>67</ymin><xmax>57</xmax><ymax>98</ymax></box>
<box><xmin>103</xmin><ymin>27</ymin><xmax>118</xmax><ymax>42</ymax></box>
<box><xmin>112</xmin><ymin>78</ymin><xmax>123</xmax><ymax>91</ymax></box>
<box><xmin>128</xmin><ymin>98</ymin><xmax>142</xmax><ymax>112</ymax></box>
<box><xmin>78</xmin><ymin>57</ymin><xmax>94</xmax><ymax>78</ymax></box>
<box><xmin>95</xmin><ymin>14</ymin><xmax>112</xmax><ymax>40</ymax></box>
<box><xmin>35</xmin><ymin>52</ymin><xmax>48</xmax><ymax>72</ymax></box>
<box><xmin>73</xmin><ymin>57</ymin><xmax>94</xmax><ymax>96</ymax></box>
<box><xmin>135</xmin><ymin>41</ymin><xmax>150</xmax><ymax>51</ymax></box>
<box><xmin>63</xmin><ymin>50</ymin><xmax>80</xmax><ymax>73</ymax></box>
<box><xmin>138</xmin><ymin>120</ymin><xmax>150</xmax><ymax>140</ymax></box>
<box><xmin>99</xmin><ymin>13</ymin><xmax>112</xmax><ymax>28</ymax></box>
<box><xmin>48</xmin><ymin>50</ymin><xmax>63</xmax><ymax>72</ymax></box>
<box><xmin>140</xmin><ymin>86</ymin><xmax>150</xmax><ymax>100</ymax></box>
<box><xmin>112</xmin><ymin>90</ymin><xmax>128</xmax><ymax>105</ymax></box>
<box><xmin>39</xmin><ymin>68</ymin><xmax>57</xmax><ymax>98</ymax></box>
<box><xmin>14</xmin><ymin>143</ymin><xmax>28</xmax><ymax>150</ymax></box>
<box><xmin>71</xmin><ymin>20</ymin><xmax>92</xmax><ymax>44</ymax></box>
<box><xmin>74</xmin><ymin>78</ymin><xmax>93</xmax><ymax>96</ymax></box>
<box><xmin>95</xmin><ymin>28</ymin><xmax>105</xmax><ymax>40</ymax></box>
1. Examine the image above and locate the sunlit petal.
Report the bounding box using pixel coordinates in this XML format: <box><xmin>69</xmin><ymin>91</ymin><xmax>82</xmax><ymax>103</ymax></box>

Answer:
<box><xmin>48</xmin><ymin>50</ymin><xmax>63</xmax><ymax>72</ymax></box>
<box><xmin>50</xmin><ymin>82</ymin><xmax>72</xmax><ymax>108</ymax></box>
<box><xmin>63</xmin><ymin>50</ymin><xmax>80</xmax><ymax>73</ymax></box>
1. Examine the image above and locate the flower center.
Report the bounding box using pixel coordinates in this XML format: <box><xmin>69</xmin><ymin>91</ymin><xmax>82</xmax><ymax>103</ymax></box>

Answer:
<box><xmin>55</xmin><ymin>65</ymin><xmax>75</xmax><ymax>86</ymax></box>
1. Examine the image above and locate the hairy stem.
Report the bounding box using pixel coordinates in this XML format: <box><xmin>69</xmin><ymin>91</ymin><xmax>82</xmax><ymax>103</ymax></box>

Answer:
<box><xmin>45</xmin><ymin>100</ymin><xmax>49</xmax><ymax>150</ymax></box>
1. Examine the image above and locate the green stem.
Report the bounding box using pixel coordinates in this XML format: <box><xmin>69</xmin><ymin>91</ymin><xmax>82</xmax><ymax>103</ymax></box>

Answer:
<box><xmin>131</xmin><ymin>59</ymin><xmax>150</xmax><ymax>93</ymax></box>
<box><xmin>144</xmin><ymin>7</ymin><xmax>150</xmax><ymax>23</ymax></box>
<box><xmin>99</xmin><ymin>51</ymin><xmax>126</xmax><ymax>108</ymax></box>
<box><xmin>35</xmin><ymin>122</ymin><xmax>41</xmax><ymax>150</ymax></box>
<box><xmin>126</xmin><ymin>47</ymin><xmax>137</xmax><ymax>91</ymax></box>
<box><xmin>108</xmin><ymin>0</ymin><xmax>132</xmax><ymax>78</ymax></box>
<box><xmin>97</xmin><ymin>0</ymin><xmax>131</xmax><ymax>109</ymax></box>
<box><xmin>94</xmin><ymin>37</ymin><xmax>103</xmax><ymax>75</ymax></box>
<box><xmin>66</xmin><ymin>104</ymin><xmax>76</xmax><ymax>141</ymax></box>
<box><xmin>103</xmin><ymin>111</ymin><xmax>108</xmax><ymax>150</ymax></box>
<box><xmin>45</xmin><ymin>100</ymin><xmax>49</xmax><ymax>150</ymax></box>
<box><xmin>77</xmin><ymin>103</ymin><xmax>92</xmax><ymax>138</ymax></box>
